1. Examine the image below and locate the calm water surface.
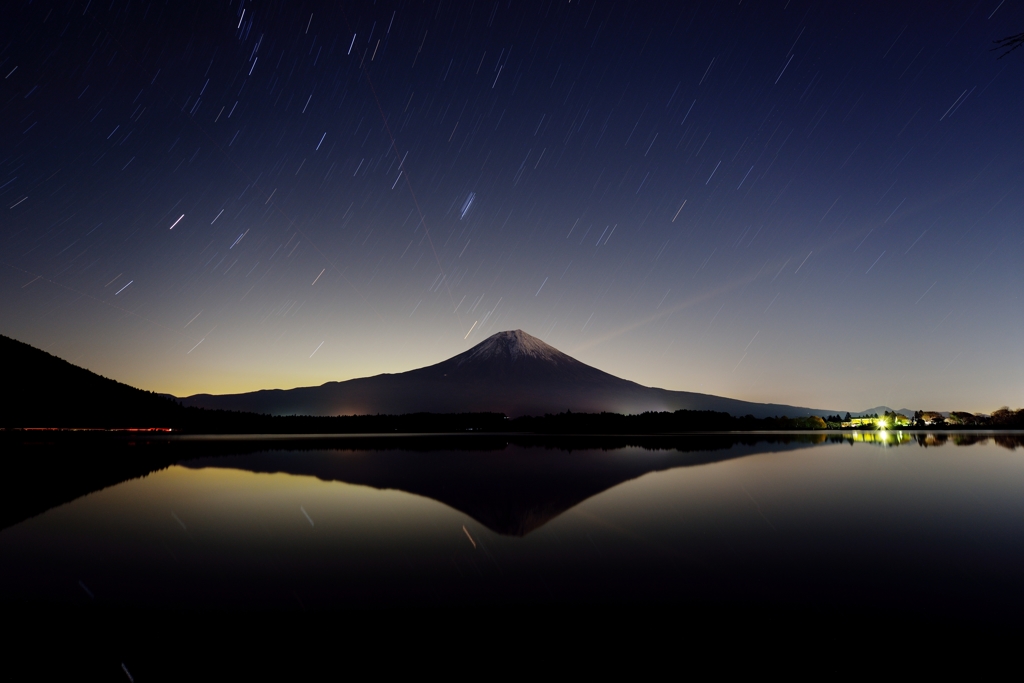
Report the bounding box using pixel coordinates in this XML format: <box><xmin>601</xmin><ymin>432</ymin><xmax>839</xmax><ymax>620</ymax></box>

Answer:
<box><xmin>3</xmin><ymin>432</ymin><xmax>1024</xmax><ymax>619</ymax></box>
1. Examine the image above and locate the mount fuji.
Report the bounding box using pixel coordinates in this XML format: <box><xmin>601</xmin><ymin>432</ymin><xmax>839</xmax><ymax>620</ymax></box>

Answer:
<box><xmin>181</xmin><ymin>329</ymin><xmax>835</xmax><ymax>419</ymax></box>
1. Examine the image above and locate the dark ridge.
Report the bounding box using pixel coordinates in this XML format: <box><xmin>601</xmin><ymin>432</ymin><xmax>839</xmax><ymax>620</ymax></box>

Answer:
<box><xmin>1</xmin><ymin>334</ymin><xmax>184</xmax><ymax>429</ymax></box>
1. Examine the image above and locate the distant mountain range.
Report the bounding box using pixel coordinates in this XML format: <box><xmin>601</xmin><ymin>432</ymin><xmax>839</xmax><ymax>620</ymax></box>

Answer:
<box><xmin>852</xmin><ymin>406</ymin><xmax>918</xmax><ymax>418</ymax></box>
<box><xmin>182</xmin><ymin>329</ymin><xmax>838</xmax><ymax>419</ymax></box>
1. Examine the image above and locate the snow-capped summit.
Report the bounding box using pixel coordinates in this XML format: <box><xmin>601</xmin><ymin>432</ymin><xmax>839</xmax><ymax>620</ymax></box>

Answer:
<box><xmin>428</xmin><ymin>329</ymin><xmax>599</xmax><ymax>384</ymax></box>
<box><xmin>459</xmin><ymin>330</ymin><xmax>565</xmax><ymax>366</ymax></box>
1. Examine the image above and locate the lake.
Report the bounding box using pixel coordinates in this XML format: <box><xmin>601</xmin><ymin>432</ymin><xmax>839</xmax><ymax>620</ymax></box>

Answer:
<box><xmin>3</xmin><ymin>431</ymin><xmax>1024</xmax><ymax>624</ymax></box>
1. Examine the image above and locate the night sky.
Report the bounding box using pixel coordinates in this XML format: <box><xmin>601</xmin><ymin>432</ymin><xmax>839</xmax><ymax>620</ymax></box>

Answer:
<box><xmin>3</xmin><ymin>0</ymin><xmax>1023</xmax><ymax>413</ymax></box>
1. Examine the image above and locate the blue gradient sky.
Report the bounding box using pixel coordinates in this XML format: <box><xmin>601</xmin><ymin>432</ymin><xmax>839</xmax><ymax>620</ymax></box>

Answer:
<box><xmin>2</xmin><ymin>0</ymin><xmax>1022</xmax><ymax>413</ymax></box>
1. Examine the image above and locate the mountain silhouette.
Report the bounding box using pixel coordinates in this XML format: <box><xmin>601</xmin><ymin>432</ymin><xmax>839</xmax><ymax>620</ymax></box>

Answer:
<box><xmin>1</xmin><ymin>334</ymin><xmax>182</xmax><ymax>428</ymax></box>
<box><xmin>182</xmin><ymin>329</ymin><xmax>834</xmax><ymax>418</ymax></box>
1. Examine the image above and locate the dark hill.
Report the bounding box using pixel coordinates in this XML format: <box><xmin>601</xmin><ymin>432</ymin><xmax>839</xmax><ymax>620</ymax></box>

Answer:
<box><xmin>0</xmin><ymin>334</ymin><xmax>184</xmax><ymax>428</ymax></box>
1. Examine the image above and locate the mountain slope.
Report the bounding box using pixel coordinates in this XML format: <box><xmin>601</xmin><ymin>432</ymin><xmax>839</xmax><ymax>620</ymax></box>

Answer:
<box><xmin>1</xmin><ymin>334</ymin><xmax>183</xmax><ymax>428</ymax></box>
<box><xmin>182</xmin><ymin>329</ymin><xmax>836</xmax><ymax>419</ymax></box>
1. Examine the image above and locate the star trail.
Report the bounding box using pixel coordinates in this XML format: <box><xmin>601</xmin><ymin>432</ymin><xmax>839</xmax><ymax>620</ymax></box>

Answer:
<box><xmin>2</xmin><ymin>0</ymin><xmax>1022</xmax><ymax>411</ymax></box>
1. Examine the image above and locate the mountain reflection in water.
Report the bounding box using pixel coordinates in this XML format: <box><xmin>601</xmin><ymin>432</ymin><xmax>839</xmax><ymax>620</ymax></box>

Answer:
<box><xmin>3</xmin><ymin>431</ymin><xmax>1024</xmax><ymax>625</ymax></box>
<box><xmin>181</xmin><ymin>435</ymin><xmax>823</xmax><ymax>536</ymax></box>
<box><xmin>3</xmin><ymin>431</ymin><xmax>1023</xmax><ymax>534</ymax></box>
